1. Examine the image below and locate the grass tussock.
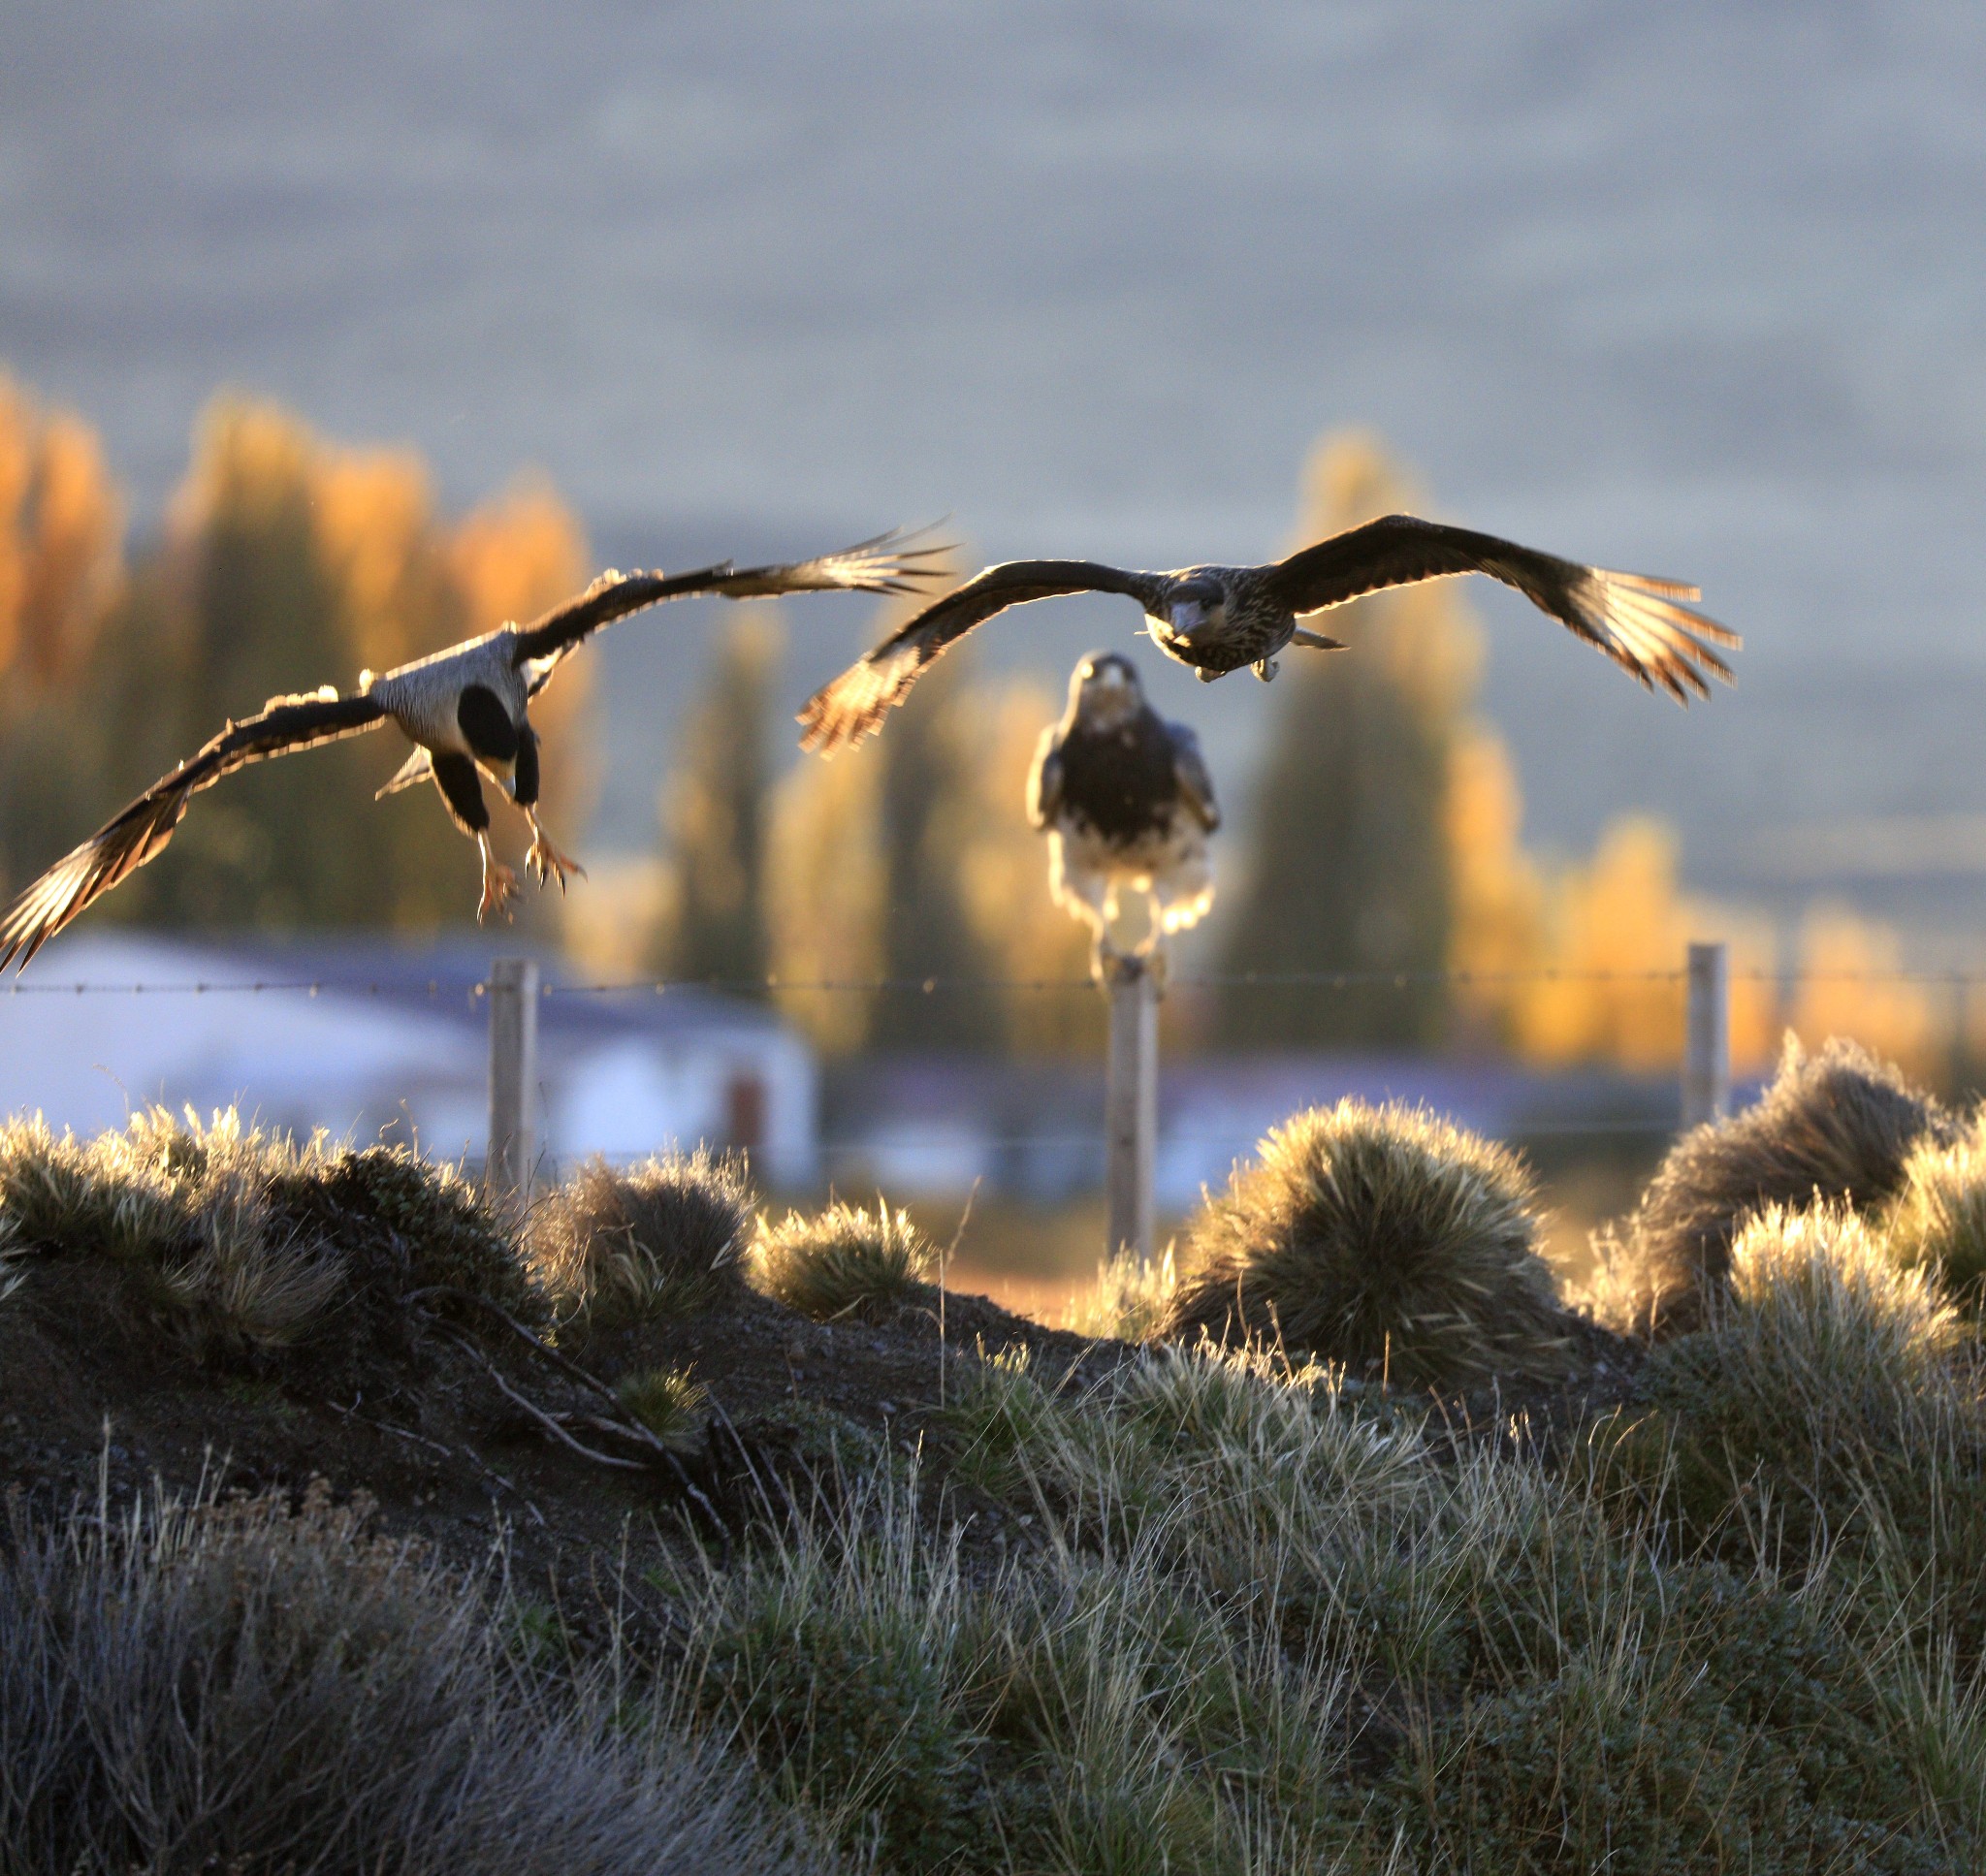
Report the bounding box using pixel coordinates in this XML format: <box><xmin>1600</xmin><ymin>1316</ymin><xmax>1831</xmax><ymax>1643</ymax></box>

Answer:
<box><xmin>529</xmin><ymin>1151</ymin><xmax>753</xmax><ymax>1326</ymax></box>
<box><xmin>1162</xmin><ymin>1099</ymin><xmax>1568</xmax><ymax>1389</ymax></box>
<box><xmin>1064</xmin><ymin>1243</ymin><xmax>1177</xmax><ymax>1342</ymax></box>
<box><xmin>1612</xmin><ymin>1033</ymin><xmax>1954</xmax><ymax>1336</ymax></box>
<box><xmin>0</xmin><ymin>1107</ymin><xmax>540</xmax><ymax>1351</ymax></box>
<box><xmin>752</xmin><ymin>1199</ymin><xmax>931</xmax><ymax>1321</ymax></box>
<box><xmin>0</xmin><ymin>1478</ymin><xmax>824</xmax><ymax>1875</ymax></box>
<box><xmin>660</xmin><ymin>1337</ymin><xmax>1963</xmax><ymax>1872</ymax></box>
<box><xmin>1884</xmin><ymin>1111</ymin><xmax>1986</xmax><ymax>1308</ymax></box>
<box><xmin>1597</xmin><ymin>1200</ymin><xmax>1986</xmax><ymax>1649</ymax></box>
<box><xmin>616</xmin><ymin>1363</ymin><xmax>711</xmax><ymax>1452</ymax></box>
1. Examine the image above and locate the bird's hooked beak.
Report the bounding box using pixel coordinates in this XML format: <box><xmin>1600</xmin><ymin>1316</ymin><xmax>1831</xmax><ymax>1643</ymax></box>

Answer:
<box><xmin>1077</xmin><ymin>654</ymin><xmax>1140</xmax><ymax>721</ymax></box>
<box><xmin>1168</xmin><ymin>598</ymin><xmax>1210</xmax><ymax>639</ymax></box>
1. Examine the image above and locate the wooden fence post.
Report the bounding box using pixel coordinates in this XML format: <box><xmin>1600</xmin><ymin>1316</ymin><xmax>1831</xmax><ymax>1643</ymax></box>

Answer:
<box><xmin>1104</xmin><ymin>952</ymin><xmax>1158</xmax><ymax>1262</ymax></box>
<box><xmin>487</xmin><ymin>957</ymin><xmax>539</xmax><ymax>1207</ymax></box>
<box><xmin>1682</xmin><ymin>940</ymin><xmax>1730</xmax><ymax>1129</ymax></box>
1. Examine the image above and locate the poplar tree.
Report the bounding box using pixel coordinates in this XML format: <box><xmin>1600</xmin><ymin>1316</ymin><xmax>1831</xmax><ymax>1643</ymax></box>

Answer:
<box><xmin>657</xmin><ymin>610</ymin><xmax>781</xmax><ymax>990</ymax></box>
<box><xmin>1215</xmin><ymin>432</ymin><xmax>1480</xmax><ymax>1049</ymax></box>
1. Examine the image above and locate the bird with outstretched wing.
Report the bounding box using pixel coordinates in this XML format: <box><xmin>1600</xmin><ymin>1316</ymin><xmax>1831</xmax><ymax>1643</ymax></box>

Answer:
<box><xmin>0</xmin><ymin>528</ymin><xmax>947</xmax><ymax>970</ymax></box>
<box><xmin>799</xmin><ymin>514</ymin><xmax>1736</xmax><ymax>754</ymax></box>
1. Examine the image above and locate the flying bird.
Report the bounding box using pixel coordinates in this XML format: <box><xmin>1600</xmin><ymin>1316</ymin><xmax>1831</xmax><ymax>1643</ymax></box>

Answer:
<box><xmin>0</xmin><ymin>530</ymin><xmax>945</xmax><ymax>970</ymax></box>
<box><xmin>798</xmin><ymin>513</ymin><xmax>1738</xmax><ymax>753</ymax></box>
<box><xmin>1029</xmin><ymin>652</ymin><xmax>1219</xmax><ymax>981</ymax></box>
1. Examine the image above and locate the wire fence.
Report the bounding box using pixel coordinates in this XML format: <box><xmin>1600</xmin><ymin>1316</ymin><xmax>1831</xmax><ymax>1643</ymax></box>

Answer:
<box><xmin>8</xmin><ymin>965</ymin><xmax>1986</xmax><ymax>997</ymax></box>
<box><xmin>1</xmin><ymin>949</ymin><xmax>1948</xmax><ymax>1199</ymax></box>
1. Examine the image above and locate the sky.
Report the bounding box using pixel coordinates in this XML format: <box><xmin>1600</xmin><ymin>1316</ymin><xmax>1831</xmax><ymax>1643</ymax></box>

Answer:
<box><xmin>6</xmin><ymin>1</ymin><xmax>1986</xmax><ymax>920</ymax></box>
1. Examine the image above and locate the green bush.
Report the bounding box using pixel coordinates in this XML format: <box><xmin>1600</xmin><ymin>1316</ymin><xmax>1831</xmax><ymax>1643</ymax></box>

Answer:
<box><xmin>682</xmin><ymin>1340</ymin><xmax>1978</xmax><ymax>1873</ymax></box>
<box><xmin>1163</xmin><ymin>1099</ymin><xmax>1568</xmax><ymax>1389</ymax></box>
<box><xmin>529</xmin><ymin>1151</ymin><xmax>753</xmax><ymax>1325</ymax></box>
<box><xmin>1616</xmin><ymin>1034</ymin><xmax>1953</xmax><ymax>1336</ymax></box>
<box><xmin>753</xmin><ymin>1200</ymin><xmax>931</xmax><ymax>1321</ymax></box>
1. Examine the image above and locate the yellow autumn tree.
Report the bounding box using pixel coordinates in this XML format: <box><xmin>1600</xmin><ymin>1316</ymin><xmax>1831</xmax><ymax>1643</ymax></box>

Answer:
<box><xmin>0</xmin><ymin>376</ymin><xmax>126</xmax><ymax>902</ymax></box>
<box><xmin>954</xmin><ymin>680</ymin><xmax>1106</xmax><ymax>1058</ymax></box>
<box><xmin>1788</xmin><ymin>906</ymin><xmax>1939</xmax><ymax>1082</ymax></box>
<box><xmin>766</xmin><ymin>735</ymin><xmax>886</xmax><ymax>1055</ymax></box>
<box><xmin>43</xmin><ymin>392</ymin><xmax>594</xmax><ymax>937</ymax></box>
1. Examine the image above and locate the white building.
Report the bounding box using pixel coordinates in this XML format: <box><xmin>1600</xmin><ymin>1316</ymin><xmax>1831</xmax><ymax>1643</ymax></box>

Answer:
<box><xmin>0</xmin><ymin>931</ymin><xmax>818</xmax><ymax>1188</ymax></box>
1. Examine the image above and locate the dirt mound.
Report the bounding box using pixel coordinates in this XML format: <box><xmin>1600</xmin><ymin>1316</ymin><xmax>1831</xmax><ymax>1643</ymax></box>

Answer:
<box><xmin>0</xmin><ymin>1228</ymin><xmax>1122</xmax><ymax>1594</ymax></box>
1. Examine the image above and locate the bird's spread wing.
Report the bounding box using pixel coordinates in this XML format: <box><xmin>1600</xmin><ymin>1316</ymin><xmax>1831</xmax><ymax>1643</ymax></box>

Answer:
<box><xmin>1169</xmin><ymin>721</ymin><xmax>1220</xmax><ymax>832</ymax></box>
<box><xmin>0</xmin><ymin>688</ymin><xmax>385</xmax><ymax>970</ymax></box>
<box><xmin>1267</xmin><ymin>514</ymin><xmax>1739</xmax><ymax>702</ymax></box>
<box><xmin>513</xmin><ymin>526</ymin><xmax>950</xmax><ymax>694</ymax></box>
<box><xmin>799</xmin><ymin>559</ymin><xmax>1166</xmax><ymax>754</ymax></box>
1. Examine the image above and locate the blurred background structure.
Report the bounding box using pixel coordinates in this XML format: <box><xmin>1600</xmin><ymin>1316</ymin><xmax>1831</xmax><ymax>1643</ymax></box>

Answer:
<box><xmin>4</xmin><ymin>3</ymin><xmax>1984</xmax><ymax>1304</ymax></box>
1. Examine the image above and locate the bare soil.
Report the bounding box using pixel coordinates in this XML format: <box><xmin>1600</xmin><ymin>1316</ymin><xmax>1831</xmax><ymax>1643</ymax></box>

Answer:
<box><xmin>0</xmin><ymin>1244</ymin><xmax>1641</xmax><ymax>1613</ymax></box>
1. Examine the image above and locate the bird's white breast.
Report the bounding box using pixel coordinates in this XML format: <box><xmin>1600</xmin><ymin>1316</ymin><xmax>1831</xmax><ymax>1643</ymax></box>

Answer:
<box><xmin>364</xmin><ymin>631</ymin><xmax>526</xmax><ymax>754</ymax></box>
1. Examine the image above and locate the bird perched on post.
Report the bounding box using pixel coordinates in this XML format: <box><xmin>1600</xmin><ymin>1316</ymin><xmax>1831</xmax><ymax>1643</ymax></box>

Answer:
<box><xmin>798</xmin><ymin>513</ymin><xmax>1737</xmax><ymax>753</ymax></box>
<box><xmin>1030</xmin><ymin>652</ymin><xmax>1219</xmax><ymax>982</ymax></box>
<box><xmin>0</xmin><ymin>529</ymin><xmax>945</xmax><ymax>970</ymax></box>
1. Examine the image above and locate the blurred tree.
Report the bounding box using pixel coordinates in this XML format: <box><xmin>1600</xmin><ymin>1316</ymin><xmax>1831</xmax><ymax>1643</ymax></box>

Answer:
<box><xmin>1443</xmin><ymin>725</ymin><xmax>1547</xmax><ymax>1051</ymax></box>
<box><xmin>867</xmin><ymin>652</ymin><xmax>1002</xmax><ymax>1053</ymax></box>
<box><xmin>1215</xmin><ymin>431</ymin><xmax>1478</xmax><ymax>1048</ymax></box>
<box><xmin>768</xmin><ymin>737</ymin><xmax>885</xmax><ymax>1056</ymax></box>
<box><xmin>765</xmin><ymin>593</ymin><xmax>1002</xmax><ymax>1056</ymax></box>
<box><xmin>0</xmin><ymin>376</ymin><xmax>126</xmax><ymax>906</ymax></box>
<box><xmin>954</xmin><ymin>680</ymin><xmax>1105</xmax><ymax>1058</ymax></box>
<box><xmin>656</xmin><ymin>609</ymin><xmax>782</xmax><ymax>989</ymax></box>
<box><xmin>31</xmin><ymin>394</ymin><xmax>593</xmax><ymax>938</ymax></box>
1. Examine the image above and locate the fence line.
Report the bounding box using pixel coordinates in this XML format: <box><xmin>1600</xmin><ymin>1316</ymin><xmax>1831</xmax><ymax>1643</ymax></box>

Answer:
<box><xmin>9</xmin><ymin>966</ymin><xmax>1986</xmax><ymax>998</ymax></box>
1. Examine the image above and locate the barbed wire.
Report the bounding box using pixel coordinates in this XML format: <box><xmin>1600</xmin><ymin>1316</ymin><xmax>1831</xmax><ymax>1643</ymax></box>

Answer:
<box><xmin>6</xmin><ymin>965</ymin><xmax>1986</xmax><ymax>998</ymax></box>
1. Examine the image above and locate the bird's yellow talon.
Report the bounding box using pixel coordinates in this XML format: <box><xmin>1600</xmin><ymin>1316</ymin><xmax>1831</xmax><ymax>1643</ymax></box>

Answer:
<box><xmin>477</xmin><ymin>860</ymin><xmax>520</xmax><ymax>924</ymax></box>
<box><xmin>525</xmin><ymin>829</ymin><xmax>586</xmax><ymax>893</ymax></box>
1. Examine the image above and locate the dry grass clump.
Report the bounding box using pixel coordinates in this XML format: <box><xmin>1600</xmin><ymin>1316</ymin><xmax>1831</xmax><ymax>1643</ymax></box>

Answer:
<box><xmin>616</xmin><ymin>1364</ymin><xmax>710</xmax><ymax>1452</ymax></box>
<box><xmin>752</xmin><ymin>1199</ymin><xmax>931</xmax><ymax>1321</ymax></box>
<box><xmin>1064</xmin><ymin>1244</ymin><xmax>1177</xmax><ymax>1342</ymax></box>
<box><xmin>1161</xmin><ymin>1099</ymin><xmax>1568</xmax><ymax>1389</ymax></box>
<box><xmin>529</xmin><ymin>1151</ymin><xmax>753</xmax><ymax>1325</ymax></box>
<box><xmin>1613</xmin><ymin>1034</ymin><xmax>1954</xmax><ymax>1336</ymax></box>
<box><xmin>0</xmin><ymin>1108</ymin><xmax>541</xmax><ymax>1351</ymax></box>
<box><xmin>1605</xmin><ymin>1201</ymin><xmax>1986</xmax><ymax>1584</ymax></box>
<box><xmin>0</xmin><ymin>1109</ymin><xmax>345</xmax><ymax>1354</ymax></box>
<box><xmin>0</xmin><ymin>1479</ymin><xmax>821</xmax><ymax>1875</ymax></box>
<box><xmin>1884</xmin><ymin>1114</ymin><xmax>1986</xmax><ymax>1308</ymax></box>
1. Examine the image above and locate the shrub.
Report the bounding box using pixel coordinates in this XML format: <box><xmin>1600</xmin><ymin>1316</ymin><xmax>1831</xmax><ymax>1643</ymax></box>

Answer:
<box><xmin>1616</xmin><ymin>1034</ymin><xmax>1954</xmax><ymax>1336</ymax></box>
<box><xmin>753</xmin><ymin>1200</ymin><xmax>931</xmax><ymax>1321</ymax></box>
<box><xmin>529</xmin><ymin>1151</ymin><xmax>753</xmax><ymax>1325</ymax></box>
<box><xmin>0</xmin><ymin>1479</ymin><xmax>825</xmax><ymax>1875</ymax></box>
<box><xmin>617</xmin><ymin>1364</ymin><xmax>710</xmax><ymax>1452</ymax></box>
<box><xmin>1162</xmin><ymin>1100</ymin><xmax>1568</xmax><ymax>1389</ymax></box>
<box><xmin>1885</xmin><ymin>1115</ymin><xmax>1986</xmax><ymax>1308</ymax></box>
<box><xmin>278</xmin><ymin>1139</ymin><xmax>540</xmax><ymax>1321</ymax></box>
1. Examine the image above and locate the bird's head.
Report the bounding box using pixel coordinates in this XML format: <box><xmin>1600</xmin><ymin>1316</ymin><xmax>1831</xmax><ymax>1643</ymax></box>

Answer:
<box><xmin>1165</xmin><ymin>575</ymin><xmax>1227</xmax><ymax>648</ymax></box>
<box><xmin>1073</xmin><ymin>651</ymin><xmax>1144</xmax><ymax>726</ymax></box>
